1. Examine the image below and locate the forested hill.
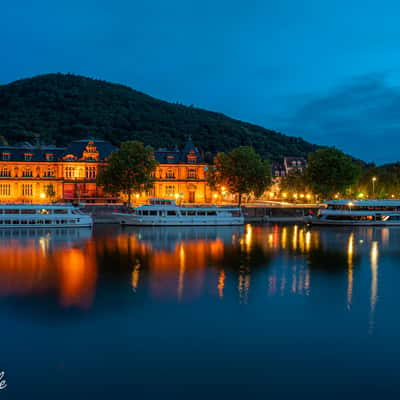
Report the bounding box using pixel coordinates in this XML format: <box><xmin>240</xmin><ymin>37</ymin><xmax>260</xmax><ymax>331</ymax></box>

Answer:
<box><xmin>0</xmin><ymin>73</ymin><xmax>319</xmax><ymax>160</ymax></box>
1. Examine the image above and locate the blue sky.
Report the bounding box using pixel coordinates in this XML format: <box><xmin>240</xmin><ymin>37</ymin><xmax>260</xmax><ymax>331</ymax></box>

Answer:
<box><xmin>2</xmin><ymin>0</ymin><xmax>400</xmax><ymax>164</ymax></box>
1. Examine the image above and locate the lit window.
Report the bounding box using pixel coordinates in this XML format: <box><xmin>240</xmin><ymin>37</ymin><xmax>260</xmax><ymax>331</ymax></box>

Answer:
<box><xmin>0</xmin><ymin>168</ymin><xmax>10</xmax><ymax>177</ymax></box>
<box><xmin>165</xmin><ymin>185</ymin><xmax>175</xmax><ymax>196</ymax></box>
<box><xmin>22</xmin><ymin>169</ymin><xmax>33</xmax><ymax>177</ymax></box>
<box><xmin>166</xmin><ymin>169</ymin><xmax>175</xmax><ymax>179</ymax></box>
<box><xmin>24</xmin><ymin>153</ymin><xmax>33</xmax><ymax>161</ymax></box>
<box><xmin>22</xmin><ymin>184</ymin><xmax>33</xmax><ymax>196</ymax></box>
<box><xmin>187</xmin><ymin>168</ymin><xmax>197</xmax><ymax>179</ymax></box>
<box><xmin>45</xmin><ymin>153</ymin><xmax>54</xmax><ymax>161</ymax></box>
<box><xmin>2</xmin><ymin>153</ymin><xmax>10</xmax><ymax>161</ymax></box>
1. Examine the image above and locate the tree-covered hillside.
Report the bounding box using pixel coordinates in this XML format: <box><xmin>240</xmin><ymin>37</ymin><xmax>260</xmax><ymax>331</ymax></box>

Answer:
<box><xmin>0</xmin><ymin>73</ymin><xmax>319</xmax><ymax>160</ymax></box>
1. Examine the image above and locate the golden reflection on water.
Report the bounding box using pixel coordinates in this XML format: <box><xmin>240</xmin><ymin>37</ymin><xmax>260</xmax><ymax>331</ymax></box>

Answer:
<box><xmin>347</xmin><ymin>233</ymin><xmax>354</xmax><ymax>310</ymax></box>
<box><xmin>369</xmin><ymin>241</ymin><xmax>379</xmax><ymax>335</ymax></box>
<box><xmin>0</xmin><ymin>229</ymin><xmax>96</xmax><ymax>309</ymax></box>
<box><xmin>0</xmin><ymin>224</ymin><xmax>386</xmax><ymax>331</ymax></box>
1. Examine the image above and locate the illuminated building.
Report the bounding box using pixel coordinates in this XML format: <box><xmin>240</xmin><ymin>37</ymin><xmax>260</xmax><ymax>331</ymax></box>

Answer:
<box><xmin>0</xmin><ymin>137</ymin><xmax>211</xmax><ymax>203</ymax></box>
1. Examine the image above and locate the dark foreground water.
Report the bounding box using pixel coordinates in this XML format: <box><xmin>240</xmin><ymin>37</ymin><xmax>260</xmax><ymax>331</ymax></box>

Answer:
<box><xmin>1</xmin><ymin>224</ymin><xmax>400</xmax><ymax>398</ymax></box>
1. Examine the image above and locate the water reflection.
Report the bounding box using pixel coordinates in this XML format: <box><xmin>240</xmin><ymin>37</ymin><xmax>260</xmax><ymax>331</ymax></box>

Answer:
<box><xmin>0</xmin><ymin>224</ymin><xmax>393</xmax><ymax>333</ymax></box>
<box><xmin>0</xmin><ymin>228</ymin><xmax>95</xmax><ymax>309</ymax></box>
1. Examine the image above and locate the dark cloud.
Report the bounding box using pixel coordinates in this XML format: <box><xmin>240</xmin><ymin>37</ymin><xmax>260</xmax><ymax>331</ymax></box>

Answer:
<box><xmin>280</xmin><ymin>74</ymin><xmax>400</xmax><ymax>164</ymax></box>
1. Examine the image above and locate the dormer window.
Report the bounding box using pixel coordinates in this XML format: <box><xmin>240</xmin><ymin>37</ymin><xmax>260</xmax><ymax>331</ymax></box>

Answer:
<box><xmin>65</xmin><ymin>155</ymin><xmax>75</xmax><ymax>161</ymax></box>
<box><xmin>187</xmin><ymin>155</ymin><xmax>197</xmax><ymax>164</ymax></box>
<box><xmin>24</xmin><ymin>153</ymin><xmax>33</xmax><ymax>161</ymax></box>
<box><xmin>2</xmin><ymin>153</ymin><xmax>10</xmax><ymax>161</ymax></box>
<box><xmin>166</xmin><ymin>155</ymin><xmax>175</xmax><ymax>164</ymax></box>
<box><xmin>82</xmin><ymin>142</ymin><xmax>99</xmax><ymax>161</ymax></box>
<box><xmin>45</xmin><ymin>153</ymin><xmax>54</xmax><ymax>161</ymax></box>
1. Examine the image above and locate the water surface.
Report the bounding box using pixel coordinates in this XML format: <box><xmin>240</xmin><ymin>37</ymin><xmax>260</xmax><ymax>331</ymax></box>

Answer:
<box><xmin>1</xmin><ymin>224</ymin><xmax>400</xmax><ymax>398</ymax></box>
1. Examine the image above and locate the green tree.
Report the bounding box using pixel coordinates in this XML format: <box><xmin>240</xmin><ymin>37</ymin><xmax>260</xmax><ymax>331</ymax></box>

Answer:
<box><xmin>207</xmin><ymin>146</ymin><xmax>271</xmax><ymax>206</ymax></box>
<box><xmin>306</xmin><ymin>148</ymin><xmax>361</xmax><ymax>200</ymax></box>
<box><xmin>97</xmin><ymin>141</ymin><xmax>157</xmax><ymax>205</ymax></box>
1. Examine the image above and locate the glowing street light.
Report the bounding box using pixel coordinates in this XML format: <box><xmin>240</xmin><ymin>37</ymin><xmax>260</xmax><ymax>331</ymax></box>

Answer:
<box><xmin>372</xmin><ymin>177</ymin><xmax>377</xmax><ymax>197</ymax></box>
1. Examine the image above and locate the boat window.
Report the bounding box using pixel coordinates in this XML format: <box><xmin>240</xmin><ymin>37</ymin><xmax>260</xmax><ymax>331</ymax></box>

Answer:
<box><xmin>188</xmin><ymin>211</ymin><xmax>196</xmax><ymax>216</ymax></box>
<box><xmin>39</xmin><ymin>209</ymin><xmax>49</xmax><ymax>215</ymax></box>
<box><xmin>142</xmin><ymin>210</ymin><xmax>149</xmax><ymax>216</ymax></box>
<box><xmin>150</xmin><ymin>211</ymin><xmax>157</xmax><ymax>216</ymax></box>
<box><xmin>207</xmin><ymin>211</ymin><xmax>217</xmax><ymax>216</ymax></box>
<box><xmin>5</xmin><ymin>209</ymin><xmax>19</xmax><ymax>214</ymax></box>
<box><xmin>181</xmin><ymin>211</ymin><xmax>187</xmax><ymax>216</ymax></box>
<box><xmin>167</xmin><ymin>211</ymin><xmax>177</xmax><ymax>216</ymax></box>
<box><xmin>37</xmin><ymin>220</ymin><xmax>44</xmax><ymax>224</ymax></box>
<box><xmin>29</xmin><ymin>220</ymin><xmax>35</xmax><ymax>225</ymax></box>
<box><xmin>54</xmin><ymin>209</ymin><xmax>68</xmax><ymax>214</ymax></box>
<box><xmin>21</xmin><ymin>209</ymin><xmax>36</xmax><ymax>214</ymax></box>
<box><xmin>45</xmin><ymin>220</ymin><xmax>51</xmax><ymax>224</ymax></box>
<box><xmin>61</xmin><ymin>220</ymin><xmax>67</xmax><ymax>224</ymax></box>
<box><xmin>197</xmin><ymin>211</ymin><xmax>206</xmax><ymax>216</ymax></box>
<box><xmin>231</xmin><ymin>210</ymin><xmax>241</xmax><ymax>217</ymax></box>
<box><xmin>12</xmin><ymin>220</ymin><xmax>19</xmax><ymax>224</ymax></box>
<box><xmin>0</xmin><ymin>221</ymin><xmax>3</xmax><ymax>224</ymax></box>
<box><xmin>21</xmin><ymin>220</ymin><xmax>28</xmax><ymax>224</ymax></box>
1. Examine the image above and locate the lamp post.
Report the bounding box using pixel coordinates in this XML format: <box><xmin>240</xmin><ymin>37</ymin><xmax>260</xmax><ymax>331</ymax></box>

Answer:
<box><xmin>372</xmin><ymin>177</ymin><xmax>377</xmax><ymax>198</ymax></box>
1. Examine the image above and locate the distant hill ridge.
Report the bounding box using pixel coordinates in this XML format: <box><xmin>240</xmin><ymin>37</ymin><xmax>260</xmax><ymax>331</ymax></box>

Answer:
<box><xmin>0</xmin><ymin>73</ymin><xmax>319</xmax><ymax>160</ymax></box>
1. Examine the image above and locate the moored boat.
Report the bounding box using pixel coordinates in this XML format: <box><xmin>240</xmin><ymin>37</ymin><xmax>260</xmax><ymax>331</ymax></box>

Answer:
<box><xmin>0</xmin><ymin>204</ymin><xmax>93</xmax><ymax>228</ymax></box>
<box><xmin>113</xmin><ymin>198</ymin><xmax>244</xmax><ymax>226</ymax></box>
<box><xmin>306</xmin><ymin>199</ymin><xmax>400</xmax><ymax>226</ymax></box>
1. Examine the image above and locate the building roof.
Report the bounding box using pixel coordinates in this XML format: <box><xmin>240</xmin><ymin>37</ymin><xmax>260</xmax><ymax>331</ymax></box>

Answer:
<box><xmin>154</xmin><ymin>137</ymin><xmax>204</xmax><ymax>164</ymax></box>
<box><xmin>64</xmin><ymin>139</ymin><xmax>116</xmax><ymax>160</ymax></box>
<box><xmin>0</xmin><ymin>145</ymin><xmax>66</xmax><ymax>162</ymax></box>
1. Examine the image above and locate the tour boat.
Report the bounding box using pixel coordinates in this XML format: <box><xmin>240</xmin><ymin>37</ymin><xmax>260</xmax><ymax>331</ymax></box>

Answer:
<box><xmin>306</xmin><ymin>199</ymin><xmax>400</xmax><ymax>226</ymax></box>
<box><xmin>0</xmin><ymin>204</ymin><xmax>93</xmax><ymax>228</ymax></box>
<box><xmin>113</xmin><ymin>198</ymin><xmax>244</xmax><ymax>226</ymax></box>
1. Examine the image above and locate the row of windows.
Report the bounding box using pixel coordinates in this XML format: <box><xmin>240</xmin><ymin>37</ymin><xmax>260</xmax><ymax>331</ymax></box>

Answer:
<box><xmin>65</xmin><ymin>167</ymin><xmax>97</xmax><ymax>179</ymax></box>
<box><xmin>136</xmin><ymin>210</ymin><xmax>217</xmax><ymax>217</ymax></box>
<box><xmin>0</xmin><ymin>168</ymin><xmax>56</xmax><ymax>178</ymax></box>
<box><xmin>162</xmin><ymin>168</ymin><xmax>198</xmax><ymax>179</ymax></box>
<box><xmin>0</xmin><ymin>209</ymin><xmax>67</xmax><ymax>215</ymax></box>
<box><xmin>0</xmin><ymin>185</ymin><xmax>56</xmax><ymax>198</ymax></box>
<box><xmin>0</xmin><ymin>219</ymin><xmax>79</xmax><ymax>225</ymax></box>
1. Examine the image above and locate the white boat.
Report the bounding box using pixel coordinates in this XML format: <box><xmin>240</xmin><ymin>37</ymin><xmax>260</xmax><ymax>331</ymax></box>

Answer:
<box><xmin>0</xmin><ymin>204</ymin><xmax>93</xmax><ymax>228</ymax></box>
<box><xmin>306</xmin><ymin>199</ymin><xmax>400</xmax><ymax>226</ymax></box>
<box><xmin>113</xmin><ymin>198</ymin><xmax>244</xmax><ymax>226</ymax></box>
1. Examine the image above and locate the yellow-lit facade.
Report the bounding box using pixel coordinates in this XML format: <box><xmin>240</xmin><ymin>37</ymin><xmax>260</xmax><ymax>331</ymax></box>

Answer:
<box><xmin>0</xmin><ymin>138</ymin><xmax>211</xmax><ymax>204</ymax></box>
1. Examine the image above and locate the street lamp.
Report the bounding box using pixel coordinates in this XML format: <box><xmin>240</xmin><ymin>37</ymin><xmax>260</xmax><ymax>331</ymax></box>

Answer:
<box><xmin>372</xmin><ymin>177</ymin><xmax>377</xmax><ymax>198</ymax></box>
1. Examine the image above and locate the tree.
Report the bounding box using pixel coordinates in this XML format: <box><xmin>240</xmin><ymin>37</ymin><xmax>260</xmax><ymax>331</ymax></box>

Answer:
<box><xmin>207</xmin><ymin>146</ymin><xmax>271</xmax><ymax>206</ymax></box>
<box><xmin>44</xmin><ymin>184</ymin><xmax>56</xmax><ymax>202</ymax></box>
<box><xmin>279</xmin><ymin>169</ymin><xmax>309</xmax><ymax>197</ymax></box>
<box><xmin>97</xmin><ymin>141</ymin><xmax>157</xmax><ymax>205</ymax></box>
<box><xmin>305</xmin><ymin>148</ymin><xmax>361</xmax><ymax>199</ymax></box>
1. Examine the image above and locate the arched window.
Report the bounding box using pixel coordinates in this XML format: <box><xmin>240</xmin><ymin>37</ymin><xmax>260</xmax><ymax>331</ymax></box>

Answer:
<box><xmin>22</xmin><ymin>168</ymin><xmax>33</xmax><ymax>177</ymax></box>
<box><xmin>0</xmin><ymin>168</ymin><xmax>10</xmax><ymax>177</ymax></box>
